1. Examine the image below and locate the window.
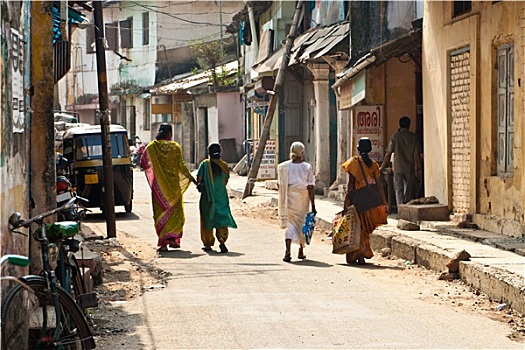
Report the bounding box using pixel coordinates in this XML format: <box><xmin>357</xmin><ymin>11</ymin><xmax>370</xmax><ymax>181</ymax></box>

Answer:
<box><xmin>120</xmin><ymin>101</ymin><xmax>127</xmax><ymax>129</ymax></box>
<box><xmin>120</xmin><ymin>17</ymin><xmax>133</xmax><ymax>49</ymax></box>
<box><xmin>496</xmin><ymin>44</ymin><xmax>514</xmax><ymax>175</ymax></box>
<box><xmin>453</xmin><ymin>1</ymin><xmax>471</xmax><ymax>17</ymax></box>
<box><xmin>86</xmin><ymin>24</ymin><xmax>95</xmax><ymax>54</ymax></box>
<box><xmin>144</xmin><ymin>98</ymin><xmax>151</xmax><ymax>130</ymax></box>
<box><xmin>105</xmin><ymin>22</ymin><xmax>118</xmax><ymax>50</ymax></box>
<box><xmin>142</xmin><ymin>12</ymin><xmax>149</xmax><ymax>46</ymax></box>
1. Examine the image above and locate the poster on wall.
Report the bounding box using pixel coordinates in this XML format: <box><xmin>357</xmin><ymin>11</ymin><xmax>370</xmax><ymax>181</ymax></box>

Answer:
<box><xmin>354</xmin><ymin>105</ymin><xmax>385</xmax><ymax>162</ymax></box>
<box><xmin>11</xmin><ymin>28</ymin><xmax>24</xmax><ymax>133</ymax></box>
<box><xmin>254</xmin><ymin>139</ymin><xmax>276</xmax><ymax>180</ymax></box>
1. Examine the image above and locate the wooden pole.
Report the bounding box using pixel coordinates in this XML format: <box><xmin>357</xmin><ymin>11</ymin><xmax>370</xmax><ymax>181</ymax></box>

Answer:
<box><xmin>242</xmin><ymin>0</ymin><xmax>304</xmax><ymax>198</ymax></box>
<box><xmin>93</xmin><ymin>0</ymin><xmax>116</xmax><ymax>238</ymax></box>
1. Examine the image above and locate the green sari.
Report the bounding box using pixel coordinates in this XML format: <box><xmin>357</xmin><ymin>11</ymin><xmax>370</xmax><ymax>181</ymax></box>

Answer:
<box><xmin>197</xmin><ymin>159</ymin><xmax>237</xmax><ymax>230</ymax></box>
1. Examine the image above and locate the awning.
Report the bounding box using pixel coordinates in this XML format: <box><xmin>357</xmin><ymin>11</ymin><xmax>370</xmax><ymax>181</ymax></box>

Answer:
<box><xmin>253</xmin><ymin>21</ymin><xmax>350</xmax><ymax>75</ymax></box>
<box><xmin>254</xmin><ymin>47</ymin><xmax>284</xmax><ymax>75</ymax></box>
<box><xmin>153</xmin><ymin>61</ymin><xmax>238</xmax><ymax>94</ymax></box>
<box><xmin>52</xmin><ymin>1</ymin><xmax>88</xmax><ymax>44</ymax></box>
<box><xmin>333</xmin><ymin>27</ymin><xmax>422</xmax><ymax>90</ymax></box>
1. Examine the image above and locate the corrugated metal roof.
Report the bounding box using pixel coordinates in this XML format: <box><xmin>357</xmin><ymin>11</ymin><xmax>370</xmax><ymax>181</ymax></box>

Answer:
<box><xmin>254</xmin><ymin>22</ymin><xmax>350</xmax><ymax>74</ymax></box>
<box><xmin>153</xmin><ymin>61</ymin><xmax>238</xmax><ymax>94</ymax></box>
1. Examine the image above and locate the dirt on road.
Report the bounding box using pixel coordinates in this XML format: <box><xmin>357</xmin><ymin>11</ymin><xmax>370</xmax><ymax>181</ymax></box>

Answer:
<box><xmin>83</xmin><ymin>200</ymin><xmax>524</xmax><ymax>347</ymax></box>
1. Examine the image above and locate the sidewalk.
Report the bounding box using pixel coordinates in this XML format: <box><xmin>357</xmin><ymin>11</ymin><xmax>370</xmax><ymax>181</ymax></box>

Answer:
<box><xmin>228</xmin><ymin>173</ymin><xmax>525</xmax><ymax>315</ymax></box>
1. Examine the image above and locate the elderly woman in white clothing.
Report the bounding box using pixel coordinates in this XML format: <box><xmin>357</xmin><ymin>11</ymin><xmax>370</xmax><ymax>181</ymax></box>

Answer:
<box><xmin>277</xmin><ymin>141</ymin><xmax>316</xmax><ymax>262</ymax></box>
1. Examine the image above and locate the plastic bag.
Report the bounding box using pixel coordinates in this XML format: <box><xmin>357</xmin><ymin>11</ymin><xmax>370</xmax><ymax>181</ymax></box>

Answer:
<box><xmin>302</xmin><ymin>212</ymin><xmax>316</xmax><ymax>245</ymax></box>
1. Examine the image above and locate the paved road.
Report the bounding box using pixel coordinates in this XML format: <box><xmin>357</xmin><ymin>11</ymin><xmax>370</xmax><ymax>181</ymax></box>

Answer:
<box><xmin>91</xmin><ymin>170</ymin><xmax>521</xmax><ymax>349</ymax></box>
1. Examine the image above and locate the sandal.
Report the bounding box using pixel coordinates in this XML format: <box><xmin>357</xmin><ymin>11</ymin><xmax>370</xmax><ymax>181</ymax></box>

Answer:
<box><xmin>219</xmin><ymin>242</ymin><xmax>228</xmax><ymax>253</ymax></box>
<box><xmin>283</xmin><ymin>253</ymin><xmax>291</xmax><ymax>262</ymax></box>
<box><xmin>166</xmin><ymin>239</ymin><xmax>180</xmax><ymax>249</ymax></box>
<box><xmin>298</xmin><ymin>255</ymin><xmax>307</xmax><ymax>260</ymax></box>
<box><xmin>356</xmin><ymin>256</ymin><xmax>366</xmax><ymax>265</ymax></box>
<box><xmin>157</xmin><ymin>246</ymin><xmax>168</xmax><ymax>252</ymax></box>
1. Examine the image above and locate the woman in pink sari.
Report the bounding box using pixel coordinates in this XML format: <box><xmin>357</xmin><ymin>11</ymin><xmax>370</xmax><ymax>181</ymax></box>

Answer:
<box><xmin>141</xmin><ymin>124</ymin><xmax>197</xmax><ymax>251</ymax></box>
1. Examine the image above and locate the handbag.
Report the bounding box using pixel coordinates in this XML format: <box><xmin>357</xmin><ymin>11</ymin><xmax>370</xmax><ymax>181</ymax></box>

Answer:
<box><xmin>332</xmin><ymin>206</ymin><xmax>361</xmax><ymax>254</ymax></box>
<box><xmin>349</xmin><ymin>159</ymin><xmax>384</xmax><ymax>214</ymax></box>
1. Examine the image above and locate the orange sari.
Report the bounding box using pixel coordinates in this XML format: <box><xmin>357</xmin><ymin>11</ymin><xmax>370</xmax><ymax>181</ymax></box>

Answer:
<box><xmin>342</xmin><ymin>156</ymin><xmax>387</xmax><ymax>260</ymax></box>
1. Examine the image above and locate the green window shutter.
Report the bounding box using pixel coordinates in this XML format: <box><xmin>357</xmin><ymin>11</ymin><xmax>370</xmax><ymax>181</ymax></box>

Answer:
<box><xmin>507</xmin><ymin>46</ymin><xmax>514</xmax><ymax>171</ymax></box>
<box><xmin>497</xmin><ymin>46</ymin><xmax>507</xmax><ymax>174</ymax></box>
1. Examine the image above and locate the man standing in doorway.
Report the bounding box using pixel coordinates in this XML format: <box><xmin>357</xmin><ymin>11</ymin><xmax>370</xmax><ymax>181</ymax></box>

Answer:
<box><xmin>380</xmin><ymin>116</ymin><xmax>422</xmax><ymax>209</ymax></box>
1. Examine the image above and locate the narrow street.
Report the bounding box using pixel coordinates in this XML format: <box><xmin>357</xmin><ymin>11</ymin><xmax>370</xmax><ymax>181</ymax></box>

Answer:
<box><xmin>84</xmin><ymin>171</ymin><xmax>522</xmax><ymax>349</ymax></box>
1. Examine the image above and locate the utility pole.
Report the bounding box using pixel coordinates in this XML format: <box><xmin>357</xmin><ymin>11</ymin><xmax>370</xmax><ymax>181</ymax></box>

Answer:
<box><xmin>242</xmin><ymin>0</ymin><xmax>304</xmax><ymax>198</ymax></box>
<box><xmin>30</xmin><ymin>1</ymin><xmax>55</xmax><ymax>273</ymax></box>
<box><xmin>93</xmin><ymin>0</ymin><xmax>116</xmax><ymax>238</ymax></box>
<box><xmin>219</xmin><ymin>0</ymin><xmax>223</xmax><ymax>56</ymax></box>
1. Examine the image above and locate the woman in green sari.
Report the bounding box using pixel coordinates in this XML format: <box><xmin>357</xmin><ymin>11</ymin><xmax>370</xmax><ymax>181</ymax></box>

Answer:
<box><xmin>196</xmin><ymin>143</ymin><xmax>237</xmax><ymax>253</ymax></box>
<box><xmin>141</xmin><ymin>123</ymin><xmax>196</xmax><ymax>251</ymax></box>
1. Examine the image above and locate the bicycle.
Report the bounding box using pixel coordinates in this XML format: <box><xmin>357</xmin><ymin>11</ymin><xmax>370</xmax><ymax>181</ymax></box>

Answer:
<box><xmin>1</xmin><ymin>198</ymin><xmax>96</xmax><ymax>349</ymax></box>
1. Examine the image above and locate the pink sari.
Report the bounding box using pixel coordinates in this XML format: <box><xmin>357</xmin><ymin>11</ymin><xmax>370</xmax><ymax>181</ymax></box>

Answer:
<box><xmin>141</xmin><ymin>140</ymin><xmax>194</xmax><ymax>247</ymax></box>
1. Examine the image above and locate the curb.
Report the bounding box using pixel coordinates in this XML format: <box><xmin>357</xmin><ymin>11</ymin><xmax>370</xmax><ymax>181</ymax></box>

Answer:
<box><xmin>231</xmin><ymin>188</ymin><xmax>525</xmax><ymax>315</ymax></box>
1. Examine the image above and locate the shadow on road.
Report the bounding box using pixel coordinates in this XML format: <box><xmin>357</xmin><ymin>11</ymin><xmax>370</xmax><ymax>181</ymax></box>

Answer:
<box><xmin>85</xmin><ymin>212</ymin><xmax>140</xmax><ymax>222</ymax></box>
<box><xmin>336</xmin><ymin>262</ymin><xmax>405</xmax><ymax>270</ymax></box>
<box><xmin>289</xmin><ymin>259</ymin><xmax>332</xmax><ymax>268</ymax></box>
<box><xmin>158</xmin><ymin>249</ymin><xmax>205</xmax><ymax>259</ymax></box>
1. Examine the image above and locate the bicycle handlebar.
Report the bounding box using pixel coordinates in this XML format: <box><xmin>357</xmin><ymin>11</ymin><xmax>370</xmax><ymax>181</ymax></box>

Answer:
<box><xmin>9</xmin><ymin>197</ymin><xmax>77</xmax><ymax>229</ymax></box>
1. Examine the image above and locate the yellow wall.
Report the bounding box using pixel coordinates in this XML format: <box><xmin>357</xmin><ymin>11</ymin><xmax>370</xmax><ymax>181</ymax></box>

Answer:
<box><xmin>363</xmin><ymin>58</ymin><xmax>417</xmax><ymax>152</ymax></box>
<box><xmin>423</xmin><ymin>1</ymin><xmax>524</xmax><ymax>233</ymax></box>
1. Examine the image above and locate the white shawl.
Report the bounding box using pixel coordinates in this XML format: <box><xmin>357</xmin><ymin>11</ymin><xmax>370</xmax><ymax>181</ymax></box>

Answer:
<box><xmin>277</xmin><ymin>160</ymin><xmax>291</xmax><ymax>229</ymax></box>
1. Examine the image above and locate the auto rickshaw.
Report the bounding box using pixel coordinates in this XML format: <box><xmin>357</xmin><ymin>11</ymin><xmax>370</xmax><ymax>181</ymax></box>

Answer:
<box><xmin>62</xmin><ymin>125</ymin><xmax>133</xmax><ymax>213</ymax></box>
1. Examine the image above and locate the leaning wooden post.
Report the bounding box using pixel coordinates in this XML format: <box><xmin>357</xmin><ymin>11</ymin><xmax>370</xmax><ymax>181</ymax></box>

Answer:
<box><xmin>242</xmin><ymin>0</ymin><xmax>304</xmax><ymax>198</ymax></box>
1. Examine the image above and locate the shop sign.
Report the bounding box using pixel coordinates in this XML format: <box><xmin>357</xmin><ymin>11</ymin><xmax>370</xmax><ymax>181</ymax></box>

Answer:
<box><xmin>339</xmin><ymin>70</ymin><xmax>365</xmax><ymax>109</ymax></box>
<box><xmin>354</xmin><ymin>105</ymin><xmax>384</xmax><ymax>162</ymax></box>
<box><xmin>254</xmin><ymin>139</ymin><xmax>276</xmax><ymax>180</ymax></box>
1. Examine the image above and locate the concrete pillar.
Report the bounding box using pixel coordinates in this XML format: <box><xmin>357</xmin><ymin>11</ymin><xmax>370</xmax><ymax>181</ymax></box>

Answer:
<box><xmin>195</xmin><ymin>107</ymin><xmax>207</xmax><ymax>164</ymax></box>
<box><xmin>307</xmin><ymin>63</ymin><xmax>331</xmax><ymax>193</ymax></box>
<box><xmin>324</xmin><ymin>57</ymin><xmax>351</xmax><ymax>197</ymax></box>
<box><xmin>330</xmin><ymin>108</ymin><xmax>349</xmax><ymax>191</ymax></box>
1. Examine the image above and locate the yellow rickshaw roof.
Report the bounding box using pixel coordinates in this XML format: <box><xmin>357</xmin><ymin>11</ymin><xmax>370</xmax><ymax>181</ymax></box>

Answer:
<box><xmin>63</xmin><ymin>125</ymin><xmax>128</xmax><ymax>138</ymax></box>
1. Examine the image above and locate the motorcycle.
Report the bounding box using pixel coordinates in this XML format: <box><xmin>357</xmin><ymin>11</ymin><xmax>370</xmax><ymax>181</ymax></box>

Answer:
<box><xmin>56</xmin><ymin>171</ymin><xmax>89</xmax><ymax>222</ymax></box>
<box><xmin>131</xmin><ymin>141</ymin><xmax>146</xmax><ymax>170</ymax></box>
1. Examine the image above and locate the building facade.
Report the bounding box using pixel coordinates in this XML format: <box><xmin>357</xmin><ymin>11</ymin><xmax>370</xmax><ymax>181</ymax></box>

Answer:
<box><xmin>423</xmin><ymin>1</ymin><xmax>525</xmax><ymax>237</ymax></box>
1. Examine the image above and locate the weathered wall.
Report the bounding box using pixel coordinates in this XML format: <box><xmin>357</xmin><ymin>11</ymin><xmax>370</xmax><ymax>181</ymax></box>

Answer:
<box><xmin>358</xmin><ymin>58</ymin><xmax>417</xmax><ymax>154</ymax></box>
<box><xmin>217</xmin><ymin>91</ymin><xmax>243</xmax><ymax>160</ymax></box>
<box><xmin>424</xmin><ymin>1</ymin><xmax>524</xmax><ymax>236</ymax></box>
<box><xmin>1</xmin><ymin>1</ymin><xmax>30</xmax><ymax>269</ymax></box>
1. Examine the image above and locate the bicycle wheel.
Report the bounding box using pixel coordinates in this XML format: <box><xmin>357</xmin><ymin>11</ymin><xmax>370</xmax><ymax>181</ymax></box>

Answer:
<box><xmin>1</xmin><ymin>277</ymin><xmax>95</xmax><ymax>350</ymax></box>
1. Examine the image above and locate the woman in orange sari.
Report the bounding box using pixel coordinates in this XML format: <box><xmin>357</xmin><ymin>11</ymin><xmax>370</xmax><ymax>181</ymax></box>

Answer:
<box><xmin>342</xmin><ymin>137</ymin><xmax>388</xmax><ymax>265</ymax></box>
<box><xmin>141</xmin><ymin>124</ymin><xmax>197</xmax><ymax>251</ymax></box>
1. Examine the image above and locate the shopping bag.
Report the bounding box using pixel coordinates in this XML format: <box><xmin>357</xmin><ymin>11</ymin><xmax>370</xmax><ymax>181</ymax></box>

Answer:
<box><xmin>331</xmin><ymin>206</ymin><xmax>361</xmax><ymax>254</ymax></box>
<box><xmin>302</xmin><ymin>212</ymin><xmax>316</xmax><ymax>245</ymax></box>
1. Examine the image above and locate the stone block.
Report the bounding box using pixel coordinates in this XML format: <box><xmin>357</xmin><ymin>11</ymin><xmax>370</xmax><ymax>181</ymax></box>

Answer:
<box><xmin>397</xmin><ymin>204</ymin><xmax>450</xmax><ymax>222</ymax></box>
<box><xmin>370</xmin><ymin>230</ymin><xmax>396</xmax><ymax>251</ymax></box>
<box><xmin>265</xmin><ymin>180</ymin><xmax>278</xmax><ymax>190</ymax></box>
<box><xmin>391</xmin><ymin>236</ymin><xmax>419</xmax><ymax>262</ymax></box>
<box><xmin>460</xmin><ymin>261</ymin><xmax>525</xmax><ymax>315</ymax></box>
<box><xmin>81</xmin><ymin>267</ymin><xmax>93</xmax><ymax>293</ymax></box>
<box><xmin>415</xmin><ymin>244</ymin><xmax>451</xmax><ymax>271</ymax></box>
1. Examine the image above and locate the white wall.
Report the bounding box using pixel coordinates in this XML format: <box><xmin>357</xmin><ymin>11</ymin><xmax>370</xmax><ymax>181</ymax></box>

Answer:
<box><xmin>58</xmin><ymin>1</ymin><xmax>157</xmax><ymax>111</ymax></box>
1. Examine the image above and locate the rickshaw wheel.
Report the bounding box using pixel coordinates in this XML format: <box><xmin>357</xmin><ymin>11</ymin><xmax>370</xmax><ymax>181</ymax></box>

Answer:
<box><xmin>125</xmin><ymin>202</ymin><xmax>133</xmax><ymax>213</ymax></box>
